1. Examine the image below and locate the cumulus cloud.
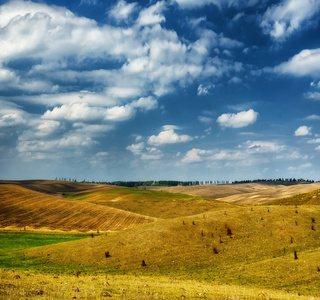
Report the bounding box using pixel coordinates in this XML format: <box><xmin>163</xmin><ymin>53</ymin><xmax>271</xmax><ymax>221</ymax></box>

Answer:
<box><xmin>261</xmin><ymin>0</ymin><xmax>320</xmax><ymax>41</ymax></box>
<box><xmin>126</xmin><ymin>142</ymin><xmax>162</xmax><ymax>160</ymax></box>
<box><xmin>148</xmin><ymin>128</ymin><xmax>193</xmax><ymax>145</ymax></box>
<box><xmin>126</xmin><ymin>142</ymin><xmax>145</xmax><ymax>155</ymax></box>
<box><xmin>294</xmin><ymin>125</ymin><xmax>312</xmax><ymax>136</ymax></box>
<box><xmin>274</xmin><ymin>49</ymin><xmax>320</xmax><ymax>76</ymax></box>
<box><xmin>181</xmin><ymin>148</ymin><xmax>208</xmax><ymax>163</ymax></box>
<box><xmin>131</xmin><ymin>97</ymin><xmax>158</xmax><ymax>111</ymax></box>
<box><xmin>109</xmin><ymin>0</ymin><xmax>138</xmax><ymax>23</ymax></box>
<box><xmin>137</xmin><ymin>1</ymin><xmax>166</xmax><ymax>26</ymax></box>
<box><xmin>217</xmin><ymin>109</ymin><xmax>258</xmax><ymax>128</ymax></box>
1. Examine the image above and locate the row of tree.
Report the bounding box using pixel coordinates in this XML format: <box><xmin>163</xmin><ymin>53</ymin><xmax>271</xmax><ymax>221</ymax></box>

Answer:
<box><xmin>54</xmin><ymin>178</ymin><xmax>316</xmax><ymax>187</ymax></box>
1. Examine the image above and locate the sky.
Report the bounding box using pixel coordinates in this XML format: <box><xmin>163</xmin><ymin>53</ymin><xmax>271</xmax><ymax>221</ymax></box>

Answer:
<box><xmin>1</xmin><ymin>0</ymin><xmax>320</xmax><ymax>182</ymax></box>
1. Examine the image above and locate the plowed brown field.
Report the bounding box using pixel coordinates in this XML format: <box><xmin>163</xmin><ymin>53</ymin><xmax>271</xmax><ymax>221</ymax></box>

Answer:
<box><xmin>0</xmin><ymin>184</ymin><xmax>156</xmax><ymax>232</ymax></box>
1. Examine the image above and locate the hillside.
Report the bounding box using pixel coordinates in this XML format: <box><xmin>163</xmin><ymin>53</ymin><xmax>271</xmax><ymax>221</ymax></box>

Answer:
<box><xmin>146</xmin><ymin>182</ymin><xmax>320</xmax><ymax>205</ymax></box>
<box><xmin>26</xmin><ymin>204</ymin><xmax>320</xmax><ymax>296</ymax></box>
<box><xmin>0</xmin><ymin>180</ymin><xmax>105</xmax><ymax>196</ymax></box>
<box><xmin>2</xmin><ymin>180</ymin><xmax>320</xmax><ymax>298</ymax></box>
<box><xmin>0</xmin><ymin>184</ymin><xmax>156</xmax><ymax>232</ymax></box>
<box><xmin>66</xmin><ymin>186</ymin><xmax>234</xmax><ymax>219</ymax></box>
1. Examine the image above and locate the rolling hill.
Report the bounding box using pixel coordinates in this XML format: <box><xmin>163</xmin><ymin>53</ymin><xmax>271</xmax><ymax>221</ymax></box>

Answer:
<box><xmin>0</xmin><ymin>184</ymin><xmax>156</xmax><ymax>232</ymax></box>
<box><xmin>26</xmin><ymin>204</ymin><xmax>320</xmax><ymax>295</ymax></box>
<box><xmin>2</xmin><ymin>180</ymin><xmax>320</xmax><ymax>298</ymax></box>
<box><xmin>147</xmin><ymin>182</ymin><xmax>320</xmax><ymax>204</ymax></box>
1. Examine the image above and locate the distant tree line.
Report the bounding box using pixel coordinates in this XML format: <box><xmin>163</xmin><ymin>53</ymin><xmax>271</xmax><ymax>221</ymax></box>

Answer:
<box><xmin>55</xmin><ymin>177</ymin><xmax>316</xmax><ymax>187</ymax></box>
<box><xmin>232</xmin><ymin>178</ymin><xmax>315</xmax><ymax>184</ymax></box>
<box><xmin>55</xmin><ymin>177</ymin><xmax>77</xmax><ymax>182</ymax></box>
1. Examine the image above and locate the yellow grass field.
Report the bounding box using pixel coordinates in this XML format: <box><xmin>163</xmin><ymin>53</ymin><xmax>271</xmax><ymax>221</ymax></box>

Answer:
<box><xmin>1</xmin><ymin>180</ymin><xmax>320</xmax><ymax>299</ymax></box>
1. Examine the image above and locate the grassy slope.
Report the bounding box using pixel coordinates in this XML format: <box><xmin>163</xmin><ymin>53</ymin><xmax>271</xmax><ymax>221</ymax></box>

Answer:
<box><xmin>265</xmin><ymin>189</ymin><xmax>320</xmax><ymax>206</ymax></box>
<box><xmin>0</xmin><ymin>180</ymin><xmax>104</xmax><ymax>195</ymax></box>
<box><xmin>66</xmin><ymin>187</ymin><xmax>234</xmax><ymax>218</ymax></box>
<box><xmin>0</xmin><ymin>268</ymin><xmax>313</xmax><ymax>300</ymax></box>
<box><xmin>0</xmin><ymin>184</ymin><xmax>156</xmax><ymax>231</ymax></box>
<box><xmin>26</xmin><ymin>205</ymin><xmax>320</xmax><ymax>296</ymax></box>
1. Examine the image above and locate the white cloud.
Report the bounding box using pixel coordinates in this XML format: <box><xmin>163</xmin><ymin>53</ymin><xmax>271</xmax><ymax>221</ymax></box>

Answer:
<box><xmin>131</xmin><ymin>96</ymin><xmax>158</xmax><ymax>111</ymax></box>
<box><xmin>288</xmin><ymin>163</ymin><xmax>312</xmax><ymax>171</ymax></box>
<box><xmin>181</xmin><ymin>148</ymin><xmax>209</xmax><ymax>163</ymax></box>
<box><xmin>261</xmin><ymin>0</ymin><xmax>320</xmax><ymax>41</ymax></box>
<box><xmin>43</xmin><ymin>103</ymin><xmax>105</xmax><ymax>122</ymax></box>
<box><xmin>126</xmin><ymin>142</ymin><xmax>145</xmax><ymax>155</ymax></box>
<box><xmin>217</xmin><ymin>109</ymin><xmax>258</xmax><ymax>128</ymax></box>
<box><xmin>305</xmin><ymin>92</ymin><xmax>320</xmax><ymax>101</ymax></box>
<box><xmin>104</xmin><ymin>104</ymin><xmax>136</xmax><ymax>121</ymax></box>
<box><xmin>307</xmin><ymin>138</ymin><xmax>320</xmax><ymax>144</ymax></box>
<box><xmin>148</xmin><ymin>128</ymin><xmax>193</xmax><ymax>145</ymax></box>
<box><xmin>17</xmin><ymin>134</ymin><xmax>97</xmax><ymax>157</ymax></box>
<box><xmin>197</xmin><ymin>83</ymin><xmax>215</xmax><ymax>95</ymax></box>
<box><xmin>162</xmin><ymin>125</ymin><xmax>181</xmax><ymax>131</ymax></box>
<box><xmin>244</xmin><ymin>140</ymin><xmax>286</xmax><ymax>154</ymax></box>
<box><xmin>294</xmin><ymin>125</ymin><xmax>312</xmax><ymax>136</ymax></box>
<box><xmin>275</xmin><ymin>49</ymin><xmax>320</xmax><ymax>76</ymax></box>
<box><xmin>198</xmin><ymin>116</ymin><xmax>213</xmax><ymax>124</ymax></box>
<box><xmin>109</xmin><ymin>0</ymin><xmax>138</xmax><ymax>23</ymax></box>
<box><xmin>126</xmin><ymin>142</ymin><xmax>162</xmax><ymax>160</ymax></box>
<box><xmin>304</xmin><ymin>115</ymin><xmax>320</xmax><ymax>121</ymax></box>
<box><xmin>137</xmin><ymin>1</ymin><xmax>166</xmax><ymax>26</ymax></box>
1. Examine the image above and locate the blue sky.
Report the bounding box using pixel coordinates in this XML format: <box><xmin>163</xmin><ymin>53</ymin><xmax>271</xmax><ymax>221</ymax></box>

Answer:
<box><xmin>1</xmin><ymin>0</ymin><xmax>320</xmax><ymax>182</ymax></box>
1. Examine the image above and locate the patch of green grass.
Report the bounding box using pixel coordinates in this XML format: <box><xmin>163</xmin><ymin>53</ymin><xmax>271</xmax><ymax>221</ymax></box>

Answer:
<box><xmin>0</xmin><ymin>231</ymin><xmax>89</xmax><ymax>271</ymax></box>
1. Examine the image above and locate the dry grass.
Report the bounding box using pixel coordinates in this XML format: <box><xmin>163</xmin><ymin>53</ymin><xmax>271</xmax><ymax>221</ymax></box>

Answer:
<box><xmin>147</xmin><ymin>182</ymin><xmax>320</xmax><ymax>205</ymax></box>
<box><xmin>26</xmin><ymin>205</ymin><xmax>320</xmax><ymax>296</ymax></box>
<box><xmin>0</xmin><ymin>184</ymin><xmax>156</xmax><ymax>232</ymax></box>
<box><xmin>0</xmin><ymin>180</ymin><xmax>106</xmax><ymax>196</ymax></box>
<box><xmin>0</xmin><ymin>268</ymin><xmax>314</xmax><ymax>300</ymax></box>
<box><xmin>66</xmin><ymin>187</ymin><xmax>233</xmax><ymax>218</ymax></box>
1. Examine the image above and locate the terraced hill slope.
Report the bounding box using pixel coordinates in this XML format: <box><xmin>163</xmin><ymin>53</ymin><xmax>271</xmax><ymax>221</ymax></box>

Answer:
<box><xmin>0</xmin><ymin>184</ymin><xmax>156</xmax><ymax>232</ymax></box>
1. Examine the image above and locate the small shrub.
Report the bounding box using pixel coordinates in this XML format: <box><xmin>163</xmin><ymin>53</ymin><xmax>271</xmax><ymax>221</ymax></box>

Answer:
<box><xmin>226</xmin><ymin>226</ymin><xmax>232</xmax><ymax>238</ymax></box>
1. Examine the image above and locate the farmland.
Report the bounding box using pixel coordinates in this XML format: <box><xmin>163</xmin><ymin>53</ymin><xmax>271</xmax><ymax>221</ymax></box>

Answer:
<box><xmin>1</xmin><ymin>180</ymin><xmax>320</xmax><ymax>299</ymax></box>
